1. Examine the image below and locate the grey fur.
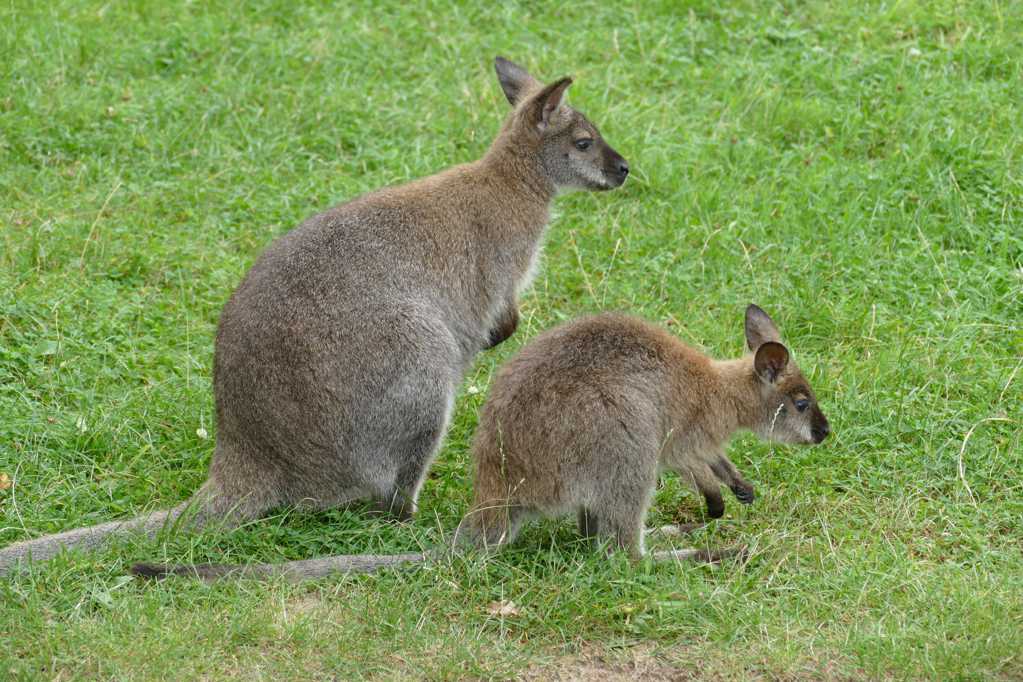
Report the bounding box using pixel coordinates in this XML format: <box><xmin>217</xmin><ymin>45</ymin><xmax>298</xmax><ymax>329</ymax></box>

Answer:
<box><xmin>0</xmin><ymin>506</ymin><xmax>186</xmax><ymax>573</ymax></box>
<box><xmin>133</xmin><ymin>305</ymin><xmax>828</xmax><ymax>582</ymax></box>
<box><xmin>0</xmin><ymin>57</ymin><xmax>627</xmax><ymax>576</ymax></box>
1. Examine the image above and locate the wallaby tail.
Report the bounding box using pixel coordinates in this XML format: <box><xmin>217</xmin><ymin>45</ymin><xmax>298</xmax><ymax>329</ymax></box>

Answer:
<box><xmin>649</xmin><ymin>544</ymin><xmax>750</xmax><ymax>564</ymax></box>
<box><xmin>0</xmin><ymin>501</ymin><xmax>192</xmax><ymax>576</ymax></box>
<box><xmin>131</xmin><ymin>551</ymin><xmax>427</xmax><ymax>583</ymax></box>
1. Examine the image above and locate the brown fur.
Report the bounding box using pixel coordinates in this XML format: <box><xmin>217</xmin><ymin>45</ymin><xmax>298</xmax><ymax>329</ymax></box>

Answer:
<box><xmin>462</xmin><ymin>305</ymin><xmax>830</xmax><ymax>560</ymax></box>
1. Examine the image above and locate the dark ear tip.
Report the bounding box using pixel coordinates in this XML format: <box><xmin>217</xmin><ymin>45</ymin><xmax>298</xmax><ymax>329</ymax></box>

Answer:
<box><xmin>543</xmin><ymin>77</ymin><xmax>573</xmax><ymax>100</ymax></box>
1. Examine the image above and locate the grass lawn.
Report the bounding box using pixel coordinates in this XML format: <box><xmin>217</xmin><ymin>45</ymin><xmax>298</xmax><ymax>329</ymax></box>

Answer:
<box><xmin>2</xmin><ymin>0</ymin><xmax>1021</xmax><ymax>679</ymax></box>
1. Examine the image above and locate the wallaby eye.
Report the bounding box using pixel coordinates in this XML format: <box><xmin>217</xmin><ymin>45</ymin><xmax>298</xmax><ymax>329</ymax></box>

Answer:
<box><xmin>794</xmin><ymin>398</ymin><xmax>810</xmax><ymax>413</ymax></box>
<box><xmin>574</xmin><ymin>139</ymin><xmax>593</xmax><ymax>151</ymax></box>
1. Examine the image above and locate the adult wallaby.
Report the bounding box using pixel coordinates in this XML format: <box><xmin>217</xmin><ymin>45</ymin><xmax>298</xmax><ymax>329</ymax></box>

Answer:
<box><xmin>133</xmin><ymin>305</ymin><xmax>829</xmax><ymax>581</ymax></box>
<box><xmin>0</xmin><ymin>57</ymin><xmax>629</xmax><ymax>576</ymax></box>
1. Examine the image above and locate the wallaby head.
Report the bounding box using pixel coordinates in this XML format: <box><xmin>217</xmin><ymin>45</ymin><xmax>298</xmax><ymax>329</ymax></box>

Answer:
<box><xmin>493</xmin><ymin>56</ymin><xmax>629</xmax><ymax>192</ymax></box>
<box><xmin>744</xmin><ymin>304</ymin><xmax>830</xmax><ymax>445</ymax></box>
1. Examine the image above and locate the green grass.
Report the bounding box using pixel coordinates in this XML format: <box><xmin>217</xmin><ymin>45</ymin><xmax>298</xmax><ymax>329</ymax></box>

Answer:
<box><xmin>2</xmin><ymin>0</ymin><xmax>1021</xmax><ymax>679</ymax></box>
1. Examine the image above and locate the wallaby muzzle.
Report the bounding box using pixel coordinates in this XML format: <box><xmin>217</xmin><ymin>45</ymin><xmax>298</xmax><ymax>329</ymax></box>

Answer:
<box><xmin>602</xmin><ymin>148</ymin><xmax>630</xmax><ymax>189</ymax></box>
<box><xmin>811</xmin><ymin>410</ymin><xmax>831</xmax><ymax>443</ymax></box>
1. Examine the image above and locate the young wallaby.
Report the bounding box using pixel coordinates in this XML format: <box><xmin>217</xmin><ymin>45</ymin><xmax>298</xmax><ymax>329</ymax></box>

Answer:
<box><xmin>0</xmin><ymin>57</ymin><xmax>629</xmax><ymax>576</ymax></box>
<box><xmin>132</xmin><ymin>305</ymin><xmax>829</xmax><ymax>581</ymax></box>
<box><xmin>461</xmin><ymin>304</ymin><xmax>830</xmax><ymax>561</ymax></box>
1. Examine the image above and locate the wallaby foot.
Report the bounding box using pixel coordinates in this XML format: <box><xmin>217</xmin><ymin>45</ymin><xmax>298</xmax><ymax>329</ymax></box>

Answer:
<box><xmin>373</xmin><ymin>492</ymin><xmax>416</xmax><ymax>522</ymax></box>
<box><xmin>371</xmin><ymin>452</ymin><xmax>437</xmax><ymax>522</ymax></box>
<box><xmin>590</xmin><ymin>507</ymin><xmax>648</xmax><ymax>562</ymax></box>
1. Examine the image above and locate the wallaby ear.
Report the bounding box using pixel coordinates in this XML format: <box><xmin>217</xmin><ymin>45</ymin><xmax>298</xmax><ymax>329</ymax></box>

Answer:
<box><xmin>745</xmin><ymin>304</ymin><xmax>782</xmax><ymax>351</ymax></box>
<box><xmin>754</xmin><ymin>341</ymin><xmax>790</xmax><ymax>384</ymax></box>
<box><xmin>526</xmin><ymin>77</ymin><xmax>572</xmax><ymax>132</ymax></box>
<box><xmin>494</xmin><ymin>56</ymin><xmax>541</xmax><ymax>106</ymax></box>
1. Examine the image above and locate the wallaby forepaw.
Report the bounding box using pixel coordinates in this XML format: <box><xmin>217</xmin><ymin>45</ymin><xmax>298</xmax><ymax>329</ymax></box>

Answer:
<box><xmin>732</xmin><ymin>485</ymin><xmax>755</xmax><ymax>504</ymax></box>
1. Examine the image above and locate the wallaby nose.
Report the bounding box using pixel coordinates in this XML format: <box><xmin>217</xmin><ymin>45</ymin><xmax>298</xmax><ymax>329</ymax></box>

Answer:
<box><xmin>618</xmin><ymin>160</ymin><xmax>629</xmax><ymax>176</ymax></box>
<box><xmin>812</xmin><ymin>423</ymin><xmax>830</xmax><ymax>444</ymax></box>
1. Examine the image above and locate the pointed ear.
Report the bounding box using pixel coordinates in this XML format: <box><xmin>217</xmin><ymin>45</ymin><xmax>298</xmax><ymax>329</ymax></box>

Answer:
<box><xmin>754</xmin><ymin>342</ymin><xmax>789</xmax><ymax>384</ymax></box>
<box><xmin>494</xmin><ymin>56</ymin><xmax>541</xmax><ymax>106</ymax></box>
<box><xmin>525</xmin><ymin>77</ymin><xmax>572</xmax><ymax>132</ymax></box>
<box><xmin>745</xmin><ymin>304</ymin><xmax>782</xmax><ymax>351</ymax></box>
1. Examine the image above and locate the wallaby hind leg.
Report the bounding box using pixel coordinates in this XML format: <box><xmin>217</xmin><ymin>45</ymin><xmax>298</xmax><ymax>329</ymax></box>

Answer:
<box><xmin>373</xmin><ymin>392</ymin><xmax>454</xmax><ymax>521</ymax></box>
<box><xmin>586</xmin><ymin>490</ymin><xmax>650</xmax><ymax>562</ymax></box>
<box><xmin>595</xmin><ymin>510</ymin><xmax>647</xmax><ymax>561</ymax></box>
<box><xmin>380</xmin><ymin>426</ymin><xmax>446</xmax><ymax>520</ymax></box>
